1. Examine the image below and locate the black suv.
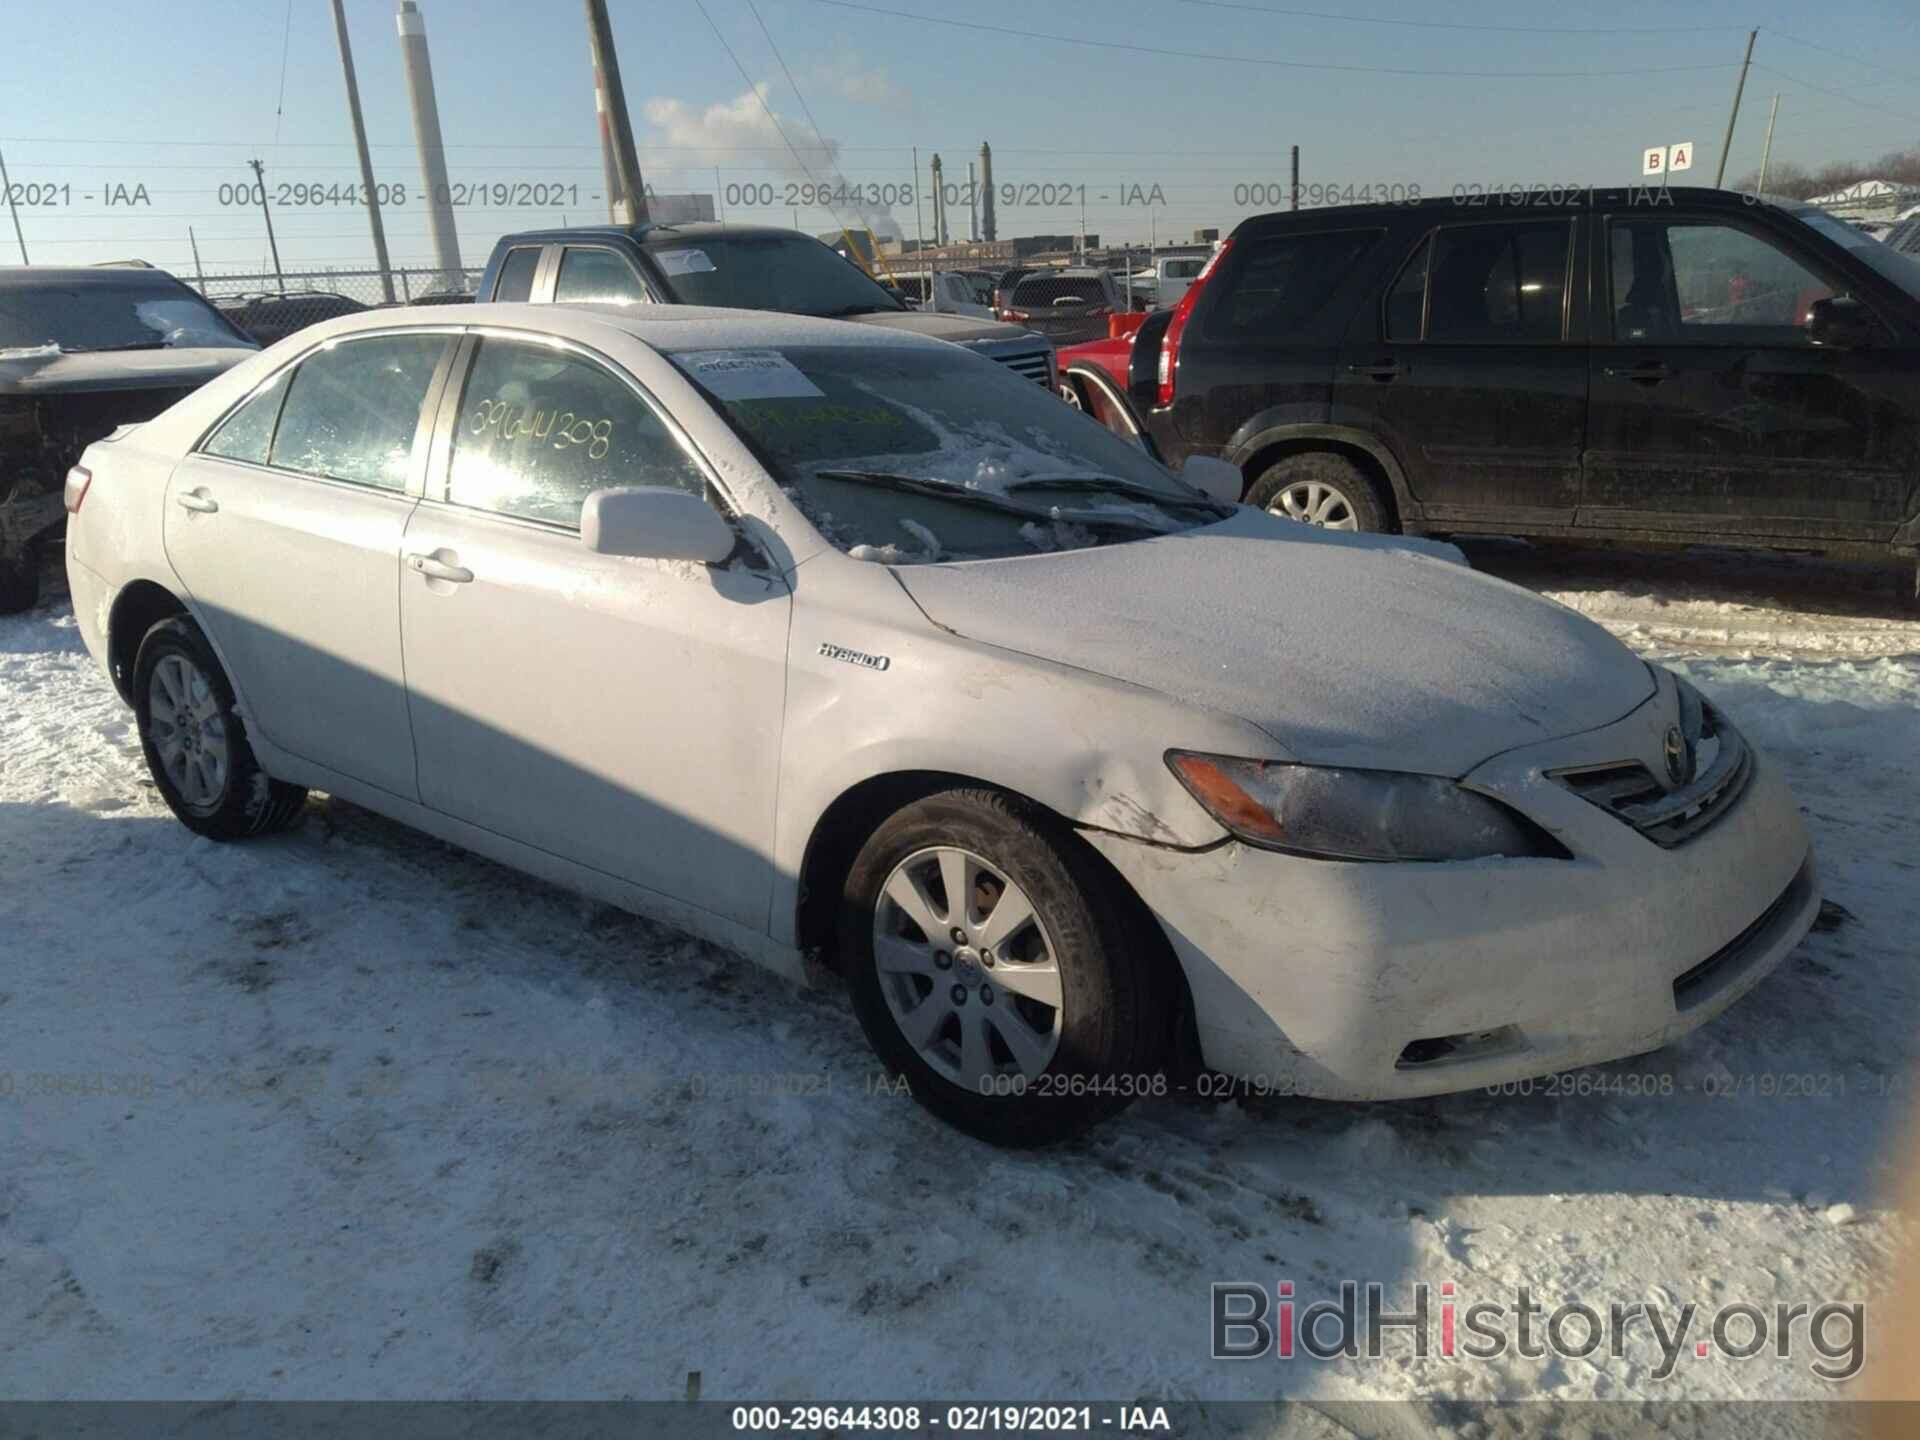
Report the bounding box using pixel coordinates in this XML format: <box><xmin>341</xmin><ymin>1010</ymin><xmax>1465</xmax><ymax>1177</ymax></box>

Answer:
<box><xmin>1135</xmin><ymin>188</ymin><xmax>1920</xmax><ymax>586</ymax></box>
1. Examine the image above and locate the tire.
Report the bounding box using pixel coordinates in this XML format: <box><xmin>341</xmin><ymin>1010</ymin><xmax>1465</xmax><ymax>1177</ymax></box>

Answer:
<box><xmin>0</xmin><ymin>552</ymin><xmax>39</xmax><ymax>615</ymax></box>
<box><xmin>841</xmin><ymin>788</ymin><xmax>1168</xmax><ymax>1145</ymax></box>
<box><xmin>133</xmin><ymin>616</ymin><xmax>307</xmax><ymax>840</ymax></box>
<box><xmin>1246</xmin><ymin>452</ymin><xmax>1390</xmax><ymax>533</ymax></box>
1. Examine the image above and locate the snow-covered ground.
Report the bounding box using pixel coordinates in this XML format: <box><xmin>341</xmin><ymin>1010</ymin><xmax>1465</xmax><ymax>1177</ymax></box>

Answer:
<box><xmin>3</xmin><ymin>545</ymin><xmax>1916</xmax><ymax>1421</ymax></box>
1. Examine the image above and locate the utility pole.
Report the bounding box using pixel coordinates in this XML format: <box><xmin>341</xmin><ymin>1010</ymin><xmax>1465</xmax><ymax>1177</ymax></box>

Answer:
<box><xmin>249</xmin><ymin>159</ymin><xmax>286</xmax><ymax>292</ymax></box>
<box><xmin>1290</xmin><ymin>145</ymin><xmax>1300</xmax><ymax>211</ymax></box>
<box><xmin>912</xmin><ymin>147</ymin><xmax>925</xmax><ymax>258</ymax></box>
<box><xmin>1757</xmin><ymin>93</ymin><xmax>1781</xmax><ymax>195</ymax></box>
<box><xmin>188</xmin><ymin>227</ymin><xmax>207</xmax><ymax>288</ymax></box>
<box><xmin>332</xmin><ymin>0</ymin><xmax>395</xmax><ymax>301</ymax></box>
<box><xmin>584</xmin><ymin>0</ymin><xmax>649</xmax><ymax>225</ymax></box>
<box><xmin>0</xmin><ymin>146</ymin><xmax>27</xmax><ymax>263</ymax></box>
<box><xmin>1714</xmin><ymin>28</ymin><xmax>1758</xmax><ymax>188</ymax></box>
<box><xmin>397</xmin><ymin>2</ymin><xmax>464</xmax><ymax>288</ymax></box>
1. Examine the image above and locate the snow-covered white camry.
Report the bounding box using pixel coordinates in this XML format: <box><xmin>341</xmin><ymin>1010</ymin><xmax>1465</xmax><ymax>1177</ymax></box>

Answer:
<box><xmin>65</xmin><ymin>303</ymin><xmax>1820</xmax><ymax>1144</ymax></box>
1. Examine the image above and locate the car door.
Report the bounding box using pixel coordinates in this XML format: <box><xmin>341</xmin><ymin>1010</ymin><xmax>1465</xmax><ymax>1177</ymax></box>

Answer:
<box><xmin>164</xmin><ymin>330</ymin><xmax>455</xmax><ymax>799</ymax></box>
<box><xmin>1583</xmin><ymin>209</ymin><xmax>1914</xmax><ymax>541</ymax></box>
<box><xmin>398</xmin><ymin>331</ymin><xmax>791</xmax><ymax>929</ymax></box>
<box><xmin>1334</xmin><ymin>216</ymin><xmax>1587</xmax><ymax>529</ymax></box>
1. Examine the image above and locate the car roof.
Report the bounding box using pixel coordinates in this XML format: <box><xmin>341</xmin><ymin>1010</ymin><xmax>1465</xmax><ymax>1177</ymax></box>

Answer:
<box><xmin>494</xmin><ymin>222</ymin><xmax>817</xmax><ymax>250</ymax></box>
<box><xmin>1231</xmin><ymin>185</ymin><xmax>1802</xmax><ymax>233</ymax></box>
<box><xmin>306</xmin><ymin>300</ymin><xmax>949</xmax><ymax>355</ymax></box>
<box><xmin>0</xmin><ymin>265</ymin><xmax>199</xmax><ymax>289</ymax></box>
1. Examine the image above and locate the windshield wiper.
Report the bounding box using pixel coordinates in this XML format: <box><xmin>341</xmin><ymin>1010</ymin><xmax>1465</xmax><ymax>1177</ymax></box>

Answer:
<box><xmin>813</xmin><ymin>470</ymin><xmax>1167</xmax><ymax>533</ymax></box>
<box><xmin>818</xmin><ymin>303</ymin><xmax>902</xmax><ymax>318</ymax></box>
<box><xmin>1006</xmin><ymin>475</ymin><xmax>1232</xmax><ymax>517</ymax></box>
<box><xmin>70</xmin><ymin>341</ymin><xmax>171</xmax><ymax>353</ymax></box>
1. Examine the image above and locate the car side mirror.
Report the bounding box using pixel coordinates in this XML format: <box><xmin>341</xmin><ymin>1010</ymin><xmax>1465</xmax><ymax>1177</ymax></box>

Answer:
<box><xmin>581</xmin><ymin>487</ymin><xmax>736</xmax><ymax>564</ymax></box>
<box><xmin>1181</xmin><ymin>455</ymin><xmax>1243</xmax><ymax>505</ymax></box>
<box><xmin>1807</xmin><ymin>295</ymin><xmax>1877</xmax><ymax>349</ymax></box>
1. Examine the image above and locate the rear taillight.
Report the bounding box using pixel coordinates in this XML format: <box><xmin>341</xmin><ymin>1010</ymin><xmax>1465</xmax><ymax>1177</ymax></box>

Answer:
<box><xmin>63</xmin><ymin>465</ymin><xmax>92</xmax><ymax>514</ymax></box>
<box><xmin>1156</xmin><ymin>238</ymin><xmax>1233</xmax><ymax>408</ymax></box>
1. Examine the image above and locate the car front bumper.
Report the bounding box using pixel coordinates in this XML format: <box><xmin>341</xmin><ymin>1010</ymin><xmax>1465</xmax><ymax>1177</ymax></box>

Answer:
<box><xmin>1084</xmin><ymin>695</ymin><xmax>1819</xmax><ymax>1100</ymax></box>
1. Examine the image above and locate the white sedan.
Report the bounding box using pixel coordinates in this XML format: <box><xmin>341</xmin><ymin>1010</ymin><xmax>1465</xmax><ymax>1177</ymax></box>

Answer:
<box><xmin>63</xmin><ymin>303</ymin><xmax>1819</xmax><ymax>1144</ymax></box>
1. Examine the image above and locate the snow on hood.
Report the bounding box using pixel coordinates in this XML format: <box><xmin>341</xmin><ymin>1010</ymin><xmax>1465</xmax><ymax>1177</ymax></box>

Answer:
<box><xmin>891</xmin><ymin>507</ymin><xmax>1655</xmax><ymax>775</ymax></box>
<box><xmin>0</xmin><ymin>345</ymin><xmax>256</xmax><ymax>395</ymax></box>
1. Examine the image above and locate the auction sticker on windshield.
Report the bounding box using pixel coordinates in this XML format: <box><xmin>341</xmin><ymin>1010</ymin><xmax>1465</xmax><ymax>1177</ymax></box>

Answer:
<box><xmin>678</xmin><ymin>349</ymin><xmax>825</xmax><ymax>401</ymax></box>
<box><xmin>654</xmin><ymin>247</ymin><xmax>717</xmax><ymax>276</ymax></box>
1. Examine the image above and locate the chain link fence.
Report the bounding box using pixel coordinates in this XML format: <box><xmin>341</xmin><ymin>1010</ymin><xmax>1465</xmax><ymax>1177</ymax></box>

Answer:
<box><xmin>184</xmin><ymin>267</ymin><xmax>481</xmax><ymax>346</ymax></box>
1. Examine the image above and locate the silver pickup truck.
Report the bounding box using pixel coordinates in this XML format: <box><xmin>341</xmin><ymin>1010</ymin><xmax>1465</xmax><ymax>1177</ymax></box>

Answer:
<box><xmin>475</xmin><ymin>223</ymin><xmax>1055</xmax><ymax>391</ymax></box>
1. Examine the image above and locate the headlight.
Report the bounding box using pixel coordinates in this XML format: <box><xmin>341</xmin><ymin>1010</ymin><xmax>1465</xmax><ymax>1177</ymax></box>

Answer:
<box><xmin>1166</xmin><ymin>751</ymin><xmax>1567</xmax><ymax>862</ymax></box>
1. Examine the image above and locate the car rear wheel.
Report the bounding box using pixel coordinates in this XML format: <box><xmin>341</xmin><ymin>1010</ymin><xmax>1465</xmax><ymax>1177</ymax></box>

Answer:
<box><xmin>1248</xmin><ymin>452</ymin><xmax>1389</xmax><ymax>533</ymax></box>
<box><xmin>842</xmin><ymin>788</ymin><xmax>1166</xmax><ymax>1145</ymax></box>
<box><xmin>133</xmin><ymin>616</ymin><xmax>307</xmax><ymax>840</ymax></box>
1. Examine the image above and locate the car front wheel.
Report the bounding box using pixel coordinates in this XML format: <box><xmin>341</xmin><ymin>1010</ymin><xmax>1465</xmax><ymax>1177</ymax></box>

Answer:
<box><xmin>842</xmin><ymin>788</ymin><xmax>1167</xmax><ymax>1145</ymax></box>
<box><xmin>133</xmin><ymin>616</ymin><xmax>307</xmax><ymax>840</ymax></box>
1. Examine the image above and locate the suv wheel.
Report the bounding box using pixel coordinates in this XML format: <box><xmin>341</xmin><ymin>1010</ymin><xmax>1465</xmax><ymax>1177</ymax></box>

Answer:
<box><xmin>133</xmin><ymin>616</ymin><xmax>308</xmax><ymax>840</ymax></box>
<box><xmin>1248</xmin><ymin>452</ymin><xmax>1389</xmax><ymax>533</ymax></box>
<box><xmin>841</xmin><ymin>788</ymin><xmax>1166</xmax><ymax>1145</ymax></box>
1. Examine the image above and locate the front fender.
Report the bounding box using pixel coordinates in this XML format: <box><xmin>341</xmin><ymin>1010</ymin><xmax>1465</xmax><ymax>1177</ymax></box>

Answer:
<box><xmin>769</xmin><ymin>555</ymin><xmax>1277</xmax><ymax>946</ymax></box>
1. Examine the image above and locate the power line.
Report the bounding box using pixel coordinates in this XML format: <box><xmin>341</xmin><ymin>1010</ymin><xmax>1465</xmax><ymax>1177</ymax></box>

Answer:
<box><xmin>1750</xmin><ymin>64</ymin><xmax>1920</xmax><ymax>127</ymax></box>
<box><xmin>1763</xmin><ymin>29</ymin><xmax>1920</xmax><ymax>89</ymax></box>
<box><xmin>1179</xmin><ymin>0</ymin><xmax>1743</xmax><ymax>35</ymax></box>
<box><xmin>806</xmin><ymin>0</ymin><xmax>1740</xmax><ymax>78</ymax></box>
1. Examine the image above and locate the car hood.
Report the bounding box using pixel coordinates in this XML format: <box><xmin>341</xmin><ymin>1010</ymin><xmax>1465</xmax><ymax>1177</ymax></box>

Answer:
<box><xmin>0</xmin><ymin>346</ymin><xmax>255</xmax><ymax>396</ymax></box>
<box><xmin>889</xmin><ymin>508</ymin><xmax>1654</xmax><ymax>776</ymax></box>
<box><xmin>843</xmin><ymin>310</ymin><xmax>1041</xmax><ymax>346</ymax></box>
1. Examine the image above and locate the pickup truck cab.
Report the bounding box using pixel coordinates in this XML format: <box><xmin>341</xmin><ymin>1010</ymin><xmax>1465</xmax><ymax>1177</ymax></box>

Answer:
<box><xmin>478</xmin><ymin>223</ymin><xmax>1055</xmax><ymax>390</ymax></box>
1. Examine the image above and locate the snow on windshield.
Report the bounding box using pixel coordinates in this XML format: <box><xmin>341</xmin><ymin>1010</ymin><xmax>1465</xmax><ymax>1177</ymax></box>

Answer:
<box><xmin>676</xmin><ymin>342</ymin><xmax>1202</xmax><ymax>562</ymax></box>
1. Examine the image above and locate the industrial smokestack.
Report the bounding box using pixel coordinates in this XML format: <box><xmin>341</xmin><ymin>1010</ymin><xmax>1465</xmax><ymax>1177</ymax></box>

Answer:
<box><xmin>978</xmin><ymin>141</ymin><xmax>995</xmax><ymax>242</ymax></box>
<box><xmin>929</xmin><ymin>154</ymin><xmax>946</xmax><ymax>245</ymax></box>
<box><xmin>396</xmin><ymin>1</ymin><xmax>463</xmax><ymax>289</ymax></box>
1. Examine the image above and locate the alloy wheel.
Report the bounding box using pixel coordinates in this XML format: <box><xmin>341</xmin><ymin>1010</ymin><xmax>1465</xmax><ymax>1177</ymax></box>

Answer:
<box><xmin>148</xmin><ymin>653</ymin><xmax>229</xmax><ymax>811</ymax></box>
<box><xmin>1268</xmin><ymin>479</ymin><xmax>1359</xmax><ymax>529</ymax></box>
<box><xmin>873</xmin><ymin>845</ymin><xmax>1064</xmax><ymax>1091</ymax></box>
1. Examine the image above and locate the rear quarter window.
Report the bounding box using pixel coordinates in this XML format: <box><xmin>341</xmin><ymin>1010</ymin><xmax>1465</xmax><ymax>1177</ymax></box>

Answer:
<box><xmin>1202</xmin><ymin>229</ymin><xmax>1383</xmax><ymax>342</ymax></box>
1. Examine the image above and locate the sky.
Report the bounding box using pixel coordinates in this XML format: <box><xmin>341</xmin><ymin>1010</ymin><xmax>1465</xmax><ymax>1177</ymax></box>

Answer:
<box><xmin>1</xmin><ymin>0</ymin><xmax>1916</xmax><ymax>281</ymax></box>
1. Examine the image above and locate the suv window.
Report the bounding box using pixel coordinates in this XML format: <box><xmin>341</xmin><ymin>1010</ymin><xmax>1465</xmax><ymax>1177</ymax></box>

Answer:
<box><xmin>491</xmin><ymin>246</ymin><xmax>543</xmax><ymax>303</ymax></box>
<box><xmin>1385</xmin><ymin>235</ymin><xmax>1430</xmax><ymax>340</ymax></box>
<box><xmin>1609</xmin><ymin>219</ymin><xmax>1836</xmax><ymax>343</ymax></box>
<box><xmin>1165</xmin><ymin>258</ymin><xmax>1204</xmax><ymax>280</ymax></box>
<box><xmin>1205</xmin><ymin>229</ymin><xmax>1381</xmax><ymax>342</ymax></box>
<box><xmin>554</xmin><ymin>247</ymin><xmax>653</xmax><ymax>306</ymax></box>
<box><xmin>269</xmin><ymin>333</ymin><xmax>446</xmax><ymax>489</ymax></box>
<box><xmin>1421</xmin><ymin>221</ymin><xmax>1571</xmax><ymax>343</ymax></box>
<box><xmin>1011</xmin><ymin>275</ymin><xmax>1108</xmax><ymax>307</ymax></box>
<box><xmin>446</xmin><ymin>337</ymin><xmax>707</xmax><ymax>527</ymax></box>
<box><xmin>202</xmin><ymin>370</ymin><xmax>292</xmax><ymax>464</ymax></box>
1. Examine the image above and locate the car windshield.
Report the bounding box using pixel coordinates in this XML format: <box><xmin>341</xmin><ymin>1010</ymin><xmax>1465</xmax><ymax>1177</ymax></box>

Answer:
<box><xmin>669</xmin><ymin>342</ymin><xmax>1224</xmax><ymax>561</ymax></box>
<box><xmin>1012</xmin><ymin>276</ymin><xmax>1108</xmax><ymax>306</ymax></box>
<box><xmin>0</xmin><ymin>277</ymin><xmax>253</xmax><ymax>354</ymax></box>
<box><xmin>1796</xmin><ymin>208</ymin><xmax>1920</xmax><ymax>301</ymax></box>
<box><xmin>644</xmin><ymin>233</ymin><xmax>908</xmax><ymax>318</ymax></box>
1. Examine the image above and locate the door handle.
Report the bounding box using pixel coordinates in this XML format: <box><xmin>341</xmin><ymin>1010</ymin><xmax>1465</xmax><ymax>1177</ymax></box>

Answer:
<box><xmin>407</xmin><ymin>552</ymin><xmax>473</xmax><ymax>584</ymax></box>
<box><xmin>1604</xmin><ymin>362</ymin><xmax>1669</xmax><ymax>384</ymax></box>
<box><xmin>175</xmin><ymin>490</ymin><xmax>219</xmax><ymax>514</ymax></box>
<box><xmin>1345</xmin><ymin>360</ymin><xmax>1401</xmax><ymax>381</ymax></box>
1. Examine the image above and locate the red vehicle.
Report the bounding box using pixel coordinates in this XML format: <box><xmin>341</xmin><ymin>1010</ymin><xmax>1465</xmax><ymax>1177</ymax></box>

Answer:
<box><xmin>1055</xmin><ymin>311</ymin><xmax>1152</xmax><ymax>441</ymax></box>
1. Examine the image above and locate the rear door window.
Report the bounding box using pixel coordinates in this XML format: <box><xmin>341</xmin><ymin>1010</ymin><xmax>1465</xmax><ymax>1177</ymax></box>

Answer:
<box><xmin>1204</xmin><ymin>229</ymin><xmax>1382</xmax><ymax>341</ymax></box>
<box><xmin>490</xmin><ymin>246</ymin><xmax>543</xmax><ymax>303</ymax></box>
<box><xmin>1422</xmin><ymin>221</ymin><xmax>1571</xmax><ymax>342</ymax></box>
<box><xmin>446</xmin><ymin>337</ymin><xmax>707</xmax><ymax>527</ymax></box>
<box><xmin>554</xmin><ymin>248</ymin><xmax>654</xmax><ymax>305</ymax></box>
<box><xmin>269</xmin><ymin>333</ymin><xmax>447</xmax><ymax>489</ymax></box>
